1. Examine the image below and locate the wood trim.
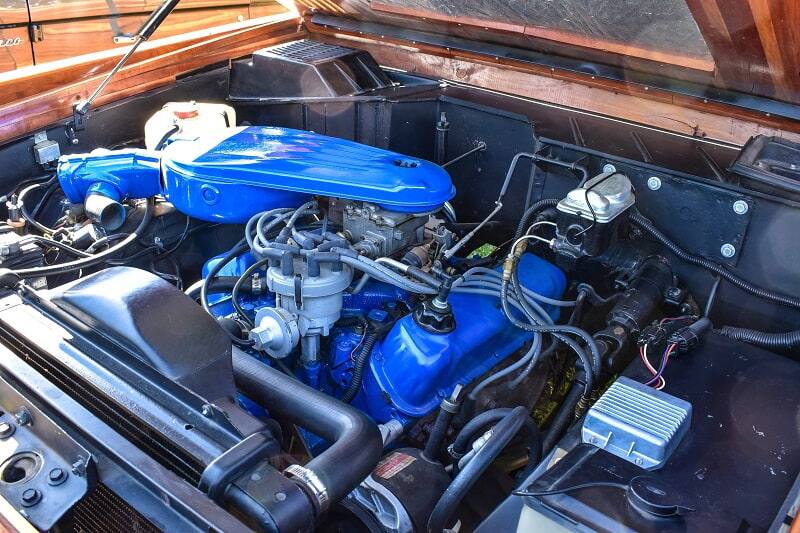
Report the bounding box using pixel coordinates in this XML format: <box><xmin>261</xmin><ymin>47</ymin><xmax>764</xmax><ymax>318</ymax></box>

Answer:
<box><xmin>0</xmin><ymin>27</ymin><xmax>35</xmax><ymax>73</ymax></box>
<box><xmin>0</xmin><ymin>13</ymin><xmax>297</xmax><ymax>106</ymax></box>
<box><xmin>370</xmin><ymin>2</ymin><xmax>715</xmax><ymax>72</ymax></box>
<box><xmin>685</xmin><ymin>0</ymin><xmax>800</xmax><ymax>105</ymax></box>
<box><xmin>31</xmin><ymin>6</ymin><xmax>253</xmax><ymax>65</ymax></box>
<box><xmin>308</xmin><ymin>28</ymin><xmax>800</xmax><ymax>146</ymax></box>
<box><xmin>0</xmin><ymin>17</ymin><xmax>304</xmax><ymax>142</ymax></box>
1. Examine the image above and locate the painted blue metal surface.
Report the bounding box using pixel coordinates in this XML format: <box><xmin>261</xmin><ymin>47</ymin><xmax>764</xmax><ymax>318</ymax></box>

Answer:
<box><xmin>360</xmin><ymin>253</ymin><xmax>566</xmax><ymax>423</ymax></box>
<box><xmin>58</xmin><ymin>126</ymin><xmax>454</xmax><ymax>224</ymax></box>
<box><xmin>161</xmin><ymin>126</ymin><xmax>455</xmax><ymax>222</ymax></box>
<box><xmin>57</xmin><ymin>149</ymin><xmax>161</xmax><ymax>204</ymax></box>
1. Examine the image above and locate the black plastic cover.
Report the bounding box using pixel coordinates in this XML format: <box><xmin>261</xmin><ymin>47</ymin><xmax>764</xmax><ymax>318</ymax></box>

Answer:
<box><xmin>480</xmin><ymin>332</ymin><xmax>800</xmax><ymax>531</ymax></box>
<box><xmin>49</xmin><ymin>266</ymin><xmax>236</xmax><ymax>402</ymax></box>
<box><xmin>730</xmin><ymin>135</ymin><xmax>800</xmax><ymax>197</ymax></box>
<box><xmin>229</xmin><ymin>40</ymin><xmax>393</xmax><ymax>100</ymax></box>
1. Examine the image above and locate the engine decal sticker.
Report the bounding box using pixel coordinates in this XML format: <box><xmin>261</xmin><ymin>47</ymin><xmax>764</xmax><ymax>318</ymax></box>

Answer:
<box><xmin>374</xmin><ymin>452</ymin><xmax>416</xmax><ymax>479</ymax></box>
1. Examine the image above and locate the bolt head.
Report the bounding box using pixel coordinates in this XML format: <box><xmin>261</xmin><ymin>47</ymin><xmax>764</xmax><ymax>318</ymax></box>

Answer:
<box><xmin>733</xmin><ymin>200</ymin><xmax>749</xmax><ymax>215</ymax></box>
<box><xmin>720</xmin><ymin>243</ymin><xmax>736</xmax><ymax>258</ymax></box>
<box><xmin>602</xmin><ymin>163</ymin><xmax>617</xmax><ymax>174</ymax></box>
<box><xmin>201</xmin><ymin>404</ymin><xmax>213</xmax><ymax>417</ymax></box>
<box><xmin>48</xmin><ymin>467</ymin><xmax>67</xmax><ymax>486</ymax></box>
<box><xmin>21</xmin><ymin>489</ymin><xmax>40</xmax><ymax>507</ymax></box>
<box><xmin>647</xmin><ymin>177</ymin><xmax>662</xmax><ymax>191</ymax></box>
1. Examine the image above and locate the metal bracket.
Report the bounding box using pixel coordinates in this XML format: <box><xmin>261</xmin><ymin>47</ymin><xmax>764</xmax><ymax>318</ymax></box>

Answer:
<box><xmin>113</xmin><ymin>33</ymin><xmax>136</xmax><ymax>44</ymax></box>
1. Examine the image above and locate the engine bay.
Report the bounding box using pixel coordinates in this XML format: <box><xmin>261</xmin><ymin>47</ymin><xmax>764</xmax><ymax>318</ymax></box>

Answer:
<box><xmin>0</xmin><ymin>39</ymin><xmax>798</xmax><ymax>532</ymax></box>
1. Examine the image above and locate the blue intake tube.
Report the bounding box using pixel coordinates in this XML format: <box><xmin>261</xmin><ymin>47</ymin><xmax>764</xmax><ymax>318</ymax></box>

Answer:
<box><xmin>56</xmin><ymin>127</ymin><xmax>455</xmax><ymax>227</ymax></box>
<box><xmin>57</xmin><ymin>149</ymin><xmax>162</xmax><ymax>230</ymax></box>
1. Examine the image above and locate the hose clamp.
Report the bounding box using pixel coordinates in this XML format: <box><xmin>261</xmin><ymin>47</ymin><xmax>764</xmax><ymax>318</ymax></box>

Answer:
<box><xmin>446</xmin><ymin>443</ymin><xmax>464</xmax><ymax>460</ymax></box>
<box><xmin>284</xmin><ymin>464</ymin><xmax>329</xmax><ymax>513</ymax></box>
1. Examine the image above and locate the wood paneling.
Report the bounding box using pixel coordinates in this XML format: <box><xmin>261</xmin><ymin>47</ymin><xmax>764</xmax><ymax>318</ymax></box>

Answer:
<box><xmin>0</xmin><ymin>14</ymin><xmax>295</xmax><ymax>104</ymax></box>
<box><xmin>370</xmin><ymin>1</ymin><xmax>715</xmax><ymax>72</ymax></box>
<box><xmin>32</xmin><ymin>6</ymin><xmax>253</xmax><ymax>64</ymax></box>
<box><xmin>29</xmin><ymin>0</ymin><xmax>252</xmax><ymax>23</ymax></box>
<box><xmin>29</xmin><ymin>0</ymin><xmax>149</xmax><ymax>22</ymax></box>
<box><xmin>676</xmin><ymin>0</ymin><xmax>800</xmax><ymax>105</ymax></box>
<box><xmin>0</xmin><ymin>0</ymin><xmax>31</xmax><ymax>25</ymax></box>
<box><xmin>310</xmin><ymin>29</ymin><xmax>800</xmax><ymax>146</ymax></box>
<box><xmin>0</xmin><ymin>27</ymin><xmax>34</xmax><ymax>72</ymax></box>
<box><xmin>300</xmin><ymin>0</ymin><xmax>800</xmax><ymax>106</ymax></box>
<box><xmin>249</xmin><ymin>1</ymin><xmax>289</xmax><ymax>19</ymax></box>
<box><xmin>0</xmin><ymin>17</ymin><xmax>304</xmax><ymax>142</ymax></box>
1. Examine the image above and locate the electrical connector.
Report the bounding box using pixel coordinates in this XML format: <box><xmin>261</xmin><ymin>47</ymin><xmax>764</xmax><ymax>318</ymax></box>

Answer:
<box><xmin>668</xmin><ymin>317</ymin><xmax>712</xmax><ymax>353</ymax></box>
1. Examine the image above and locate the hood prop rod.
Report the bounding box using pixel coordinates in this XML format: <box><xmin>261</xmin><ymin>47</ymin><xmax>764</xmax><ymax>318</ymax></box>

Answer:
<box><xmin>65</xmin><ymin>0</ymin><xmax>181</xmax><ymax>144</ymax></box>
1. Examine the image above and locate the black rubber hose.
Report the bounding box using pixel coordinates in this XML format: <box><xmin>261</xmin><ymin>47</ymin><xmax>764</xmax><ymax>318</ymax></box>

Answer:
<box><xmin>541</xmin><ymin>381</ymin><xmax>584</xmax><ymax>454</ymax></box>
<box><xmin>231</xmin><ymin>348</ymin><xmax>382</xmax><ymax>509</ymax></box>
<box><xmin>201</xmin><ymin>239</ymin><xmax>248</xmax><ymax>313</ymax></box>
<box><xmin>450</xmin><ymin>408</ymin><xmax>543</xmax><ymax>467</ymax></box>
<box><xmin>514</xmin><ymin>198</ymin><xmax>560</xmax><ymax>241</ymax></box>
<box><xmin>341</xmin><ymin>328</ymin><xmax>379</xmax><ymax>403</ymax></box>
<box><xmin>18</xmin><ymin>177</ymin><xmax>59</xmax><ymax>235</ymax></box>
<box><xmin>423</xmin><ymin>404</ymin><xmax>458</xmax><ymax>462</ymax></box>
<box><xmin>154</xmin><ymin>124</ymin><xmax>180</xmax><ymax>150</ymax></box>
<box><xmin>427</xmin><ymin>406</ymin><xmax>528</xmax><ymax>533</ymax></box>
<box><xmin>720</xmin><ymin>326</ymin><xmax>800</xmax><ymax>350</ymax></box>
<box><xmin>13</xmin><ymin>198</ymin><xmax>154</xmax><ymax>278</ymax></box>
<box><xmin>630</xmin><ymin>210</ymin><xmax>800</xmax><ymax>310</ymax></box>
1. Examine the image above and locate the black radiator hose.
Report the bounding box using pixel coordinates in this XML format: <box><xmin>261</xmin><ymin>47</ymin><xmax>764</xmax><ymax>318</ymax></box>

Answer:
<box><xmin>630</xmin><ymin>210</ymin><xmax>800</xmax><ymax>310</ymax></box>
<box><xmin>231</xmin><ymin>349</ymin><xmax>383</xmax><ymax>515</ymax></box>
<box><xmin>720</xmin><ymin>327</ymin><xmax>800</xmax><ymax>350</ymax></box>
<box><xmin>449</xmin><ymin>408</ymin><xmax>543</xmax><ymax>468</ymax></box>
<box><xmin>427</xmin><ymin>406</ymin><xmax>528</xmax><ymax>533</ymax></box>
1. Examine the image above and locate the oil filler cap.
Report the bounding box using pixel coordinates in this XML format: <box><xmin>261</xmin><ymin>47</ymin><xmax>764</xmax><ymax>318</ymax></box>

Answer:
<box><xmin>627</xmin><ymin>476</ymin><xmax>693</xmax><ymax>518</ymax></box>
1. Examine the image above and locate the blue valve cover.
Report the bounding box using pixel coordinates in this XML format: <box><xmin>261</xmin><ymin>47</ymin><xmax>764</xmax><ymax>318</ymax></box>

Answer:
<box><xmin>162</xmin><ymin>126</ymin><xmax>455</xmax><ymax>222</ymax></box>
<box><xmin>359</xmin><ymin>253</ymin><xmax>567</xmax><ymax>423</ymax></box>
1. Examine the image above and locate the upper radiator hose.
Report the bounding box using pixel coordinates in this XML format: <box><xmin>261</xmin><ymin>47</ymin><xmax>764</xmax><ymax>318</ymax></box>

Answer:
<box><xmin>231</xmin><ymin>348</ymin><xmax>382</xmax><ymax>516</ymax></box>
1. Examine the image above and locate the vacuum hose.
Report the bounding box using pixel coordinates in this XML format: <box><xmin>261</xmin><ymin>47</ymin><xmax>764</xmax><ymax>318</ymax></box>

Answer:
<box><xmin>231</xmin><ymin>348</ymin><xmax>382</xmax><ymax>514</ymax></box>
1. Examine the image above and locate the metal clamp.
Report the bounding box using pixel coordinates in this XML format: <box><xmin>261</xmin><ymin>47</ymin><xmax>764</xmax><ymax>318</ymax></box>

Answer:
<box><xmin>284</xmin><ymin>464</ymin><xmax>329</xmax><ymax>513</ymax></box>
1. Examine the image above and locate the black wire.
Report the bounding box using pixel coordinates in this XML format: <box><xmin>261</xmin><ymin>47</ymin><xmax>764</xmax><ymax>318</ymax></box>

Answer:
<box><xmin>232</xmin><ymin>256</ymin><xmax>272</xmax><ymax>328</ymax></box>
<box><xmin>18</xmin><ymin>177</ymin><xmax>59</xmax><ymax>235</ymax></box>
<box><xmin>512</xmin><ymin>481</ymin><xmax>628</xmax><ymax>497</ymax></box>
<box><xmin>154</xmin><ymin>125</ymin><xmax>180</xmax><ymax>151</ymax></box>
<box><xmin>30</xmin><ymin>180</ymin><xmax>61</xmax><ymax>220</ymax></box>
<box><xmin>631</xmin><ymin>210</ymin><xmax>800</xmax><ymax>310</ymax></box>
<box><xmin>2</xmin><ymin>174</ymin><xmax>52</xmax><ymax>199</ymax></box>
<box><xmin>573</xmin><ymin>171</ymin><xmax>621</xmax><ymax>238</ymax></box>
<box><xmin>704</xmin><ymin>275</ymin><xmax>721</xmax><ymax>317</ymax></box>
<box><xmin>14</xmin><ymin>198</ymin><xmax>155</xmax><ymax>278</ymax></box>
<box><xmin>23</xmin><ymin>236</ymin><xmax>90</xmax><ymax>258</ymax></box>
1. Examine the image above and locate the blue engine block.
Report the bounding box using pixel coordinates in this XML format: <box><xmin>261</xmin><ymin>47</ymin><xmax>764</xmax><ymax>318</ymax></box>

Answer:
<box><xmin>204</xmin><ymin>252</ymin><xmax>566</xmax><ymax>426</ymax></box>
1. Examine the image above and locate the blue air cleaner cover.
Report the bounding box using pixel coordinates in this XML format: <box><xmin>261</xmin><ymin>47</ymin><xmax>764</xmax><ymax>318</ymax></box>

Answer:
<box><xmin>161</xmin><ymin>126</ymin><xmax>455</xmax><ymax>223</ymax></box>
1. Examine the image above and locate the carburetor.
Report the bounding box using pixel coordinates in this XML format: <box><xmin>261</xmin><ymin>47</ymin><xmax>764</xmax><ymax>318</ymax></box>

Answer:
<box><xmin>340</xmin><ymin>201</ymin><xmax>429</xmax><ymax>258</ymax></box>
